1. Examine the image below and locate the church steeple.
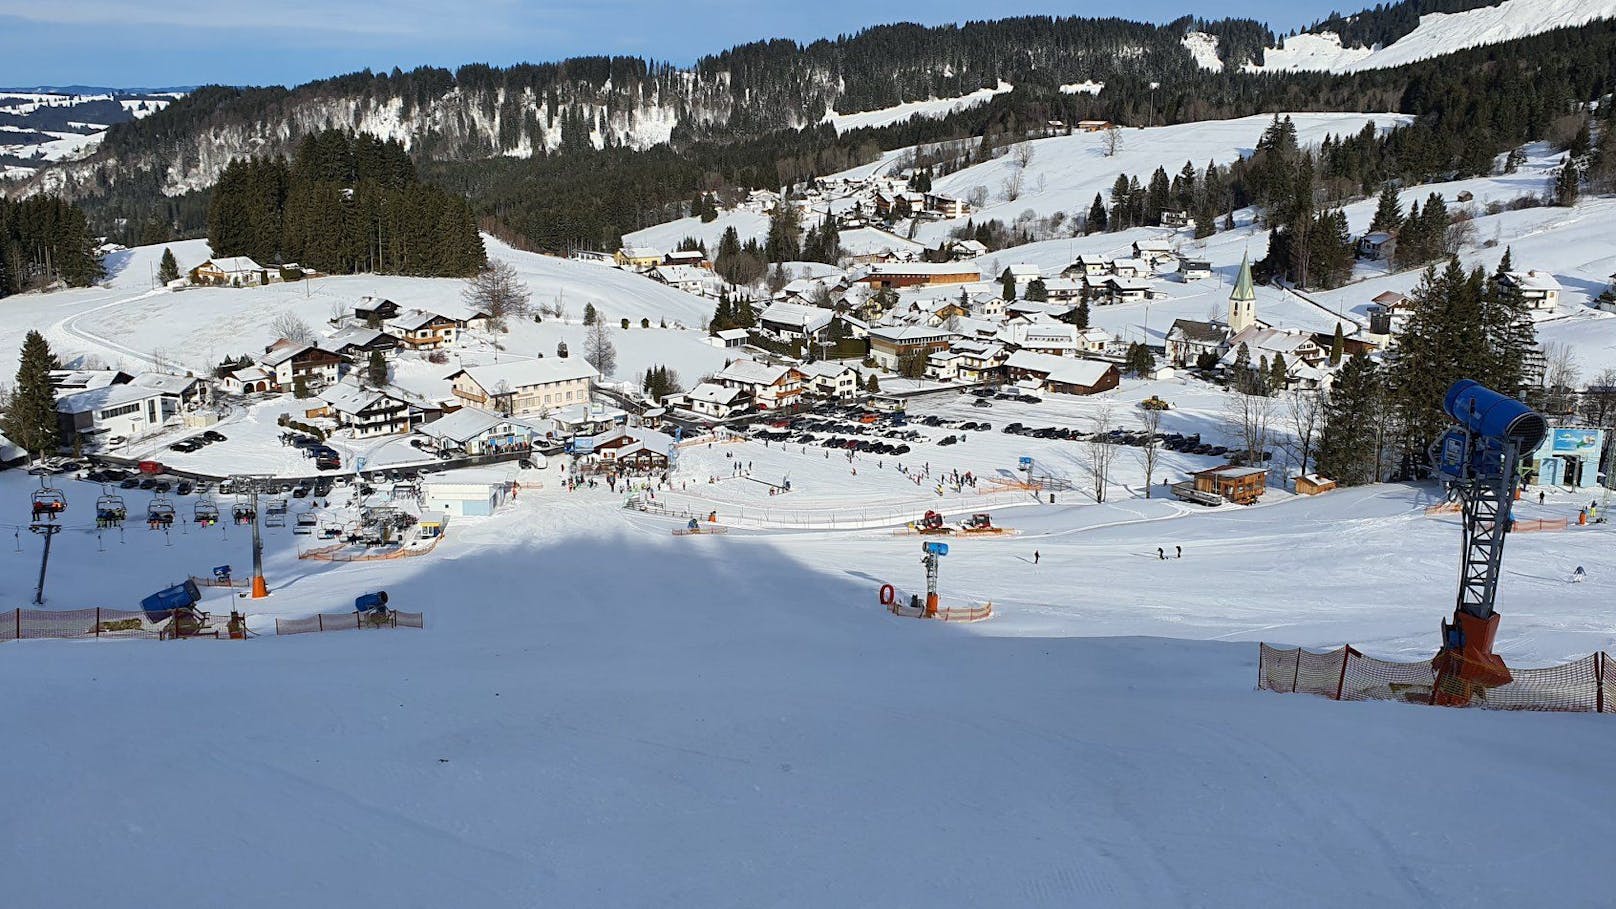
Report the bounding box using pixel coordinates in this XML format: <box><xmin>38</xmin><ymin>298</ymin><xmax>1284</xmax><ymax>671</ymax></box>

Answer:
<box><xmin>1228</xmin><ymin>253</ymin><xmax>1257</xmax><ymax>333</ymax></box>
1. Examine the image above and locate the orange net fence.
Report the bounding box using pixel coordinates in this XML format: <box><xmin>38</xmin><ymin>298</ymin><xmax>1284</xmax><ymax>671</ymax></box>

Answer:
<box><xmin>886</xmin><ymin>601</ymin><xmax>994</xmax><ymax>623</ymax></box>
<box><xmin>1259</xmin><ymin>644</ymin><xmax>1612</xmax><ymax>712</ymax></box>
<box><xmin>1511</xmin><ymin>518</ymin><xmax>1568</xmax><ymax>533</ymax></box>
<box><xmin>0</xmin><ymin>607</ymin><xmax>220</xmax><ymax>641</ymax></box>
<box><xmin>1423</xmin><ymin>502</ymin><xmax>1461</xmax><ymax>515</ymax></box>
<box><xmin>274</xmin><ymin>611</ymin><xmax>425</xmax><ymax>635</ymax></box>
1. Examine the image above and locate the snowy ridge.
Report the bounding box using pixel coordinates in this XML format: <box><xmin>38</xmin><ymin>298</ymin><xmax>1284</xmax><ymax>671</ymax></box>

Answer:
<box><xmin>1181</xmin><ymin>32</ymin><xmax>1224</xmax><ymax>73</ymax></box>
<box><xmin>824</xmin><ymin>82</ymin><xmax>1014</xmax><ymax>134</ymax></box>
<box><xmin>1250</xmin><ymin>0</ymin><xmax>1616</xmax><ymax>74</ymax></box>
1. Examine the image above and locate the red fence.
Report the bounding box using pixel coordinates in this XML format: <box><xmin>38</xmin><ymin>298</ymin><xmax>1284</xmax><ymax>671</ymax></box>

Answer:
<box><xmin>274</xmin><ymin>611</ymin><xmax>425</xmax><ymax>635</ymax></box>
<box><xmin>0</xmin><ymin>607</ymin><xmax>216</xmax><ymax>641</ymax></box>
<box><xmin>1259</xmin><ymin>643</ymin><xmax>1612</xmax><ymax>712</ymax></box>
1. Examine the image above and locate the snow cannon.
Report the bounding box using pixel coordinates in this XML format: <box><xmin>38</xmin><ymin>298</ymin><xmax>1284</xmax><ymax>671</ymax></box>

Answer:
<box><xmin>1431</xmin><ymin>379</ymin><xmax>1545</xmax><ymax>706</ymax></box>
<box><xmin>355</xmin><ymin>591</ymin><xmax>390</xmax><ymax>614</ymax></box>
<box><xmin>141</xmin><ymin>580</ymin><xmax>202</xmax><ymax>619</ymax></box>
<box><xmin>920</xmin><ymin>541</ymin><xmax>948</xmax><ymax>617</ymax></box>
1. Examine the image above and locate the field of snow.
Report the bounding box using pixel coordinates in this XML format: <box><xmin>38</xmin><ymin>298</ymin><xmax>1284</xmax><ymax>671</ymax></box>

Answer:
<box><xmin>4</xmin><ymin>396</ymin><xmax>1615</xmax><ymax>905</ymax></box>
<box><xmin>823</xmin><ymin>81</ymin><xmax>1013</xmax><ymax>134</ymax></box>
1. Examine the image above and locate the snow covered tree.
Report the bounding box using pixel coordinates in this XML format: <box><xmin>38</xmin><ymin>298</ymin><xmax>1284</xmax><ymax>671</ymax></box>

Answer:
<box><xmin>1024</xmin><ymin>278</ymin><xmax>1048</xmax><ymax>302</ymax></box>
<box><xmin>2</xmin><ymin>331</ymin><xmax>61</xmax><ymax>459</ymax></box>
<box><xmin>582</xmin><ymin>302</ymin><xmax>598</xmax><ymax>326</ymax></box>
<box><xmin>1001</xmin><ymin>273</ymin><xmax>1016</xmax><ymax>302</ymax></box>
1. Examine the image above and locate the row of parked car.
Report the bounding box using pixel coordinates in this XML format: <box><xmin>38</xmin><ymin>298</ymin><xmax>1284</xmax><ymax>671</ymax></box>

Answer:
<box><xmin>286</xmin><ymin>434</ymin><xmax>343</xmax><ymax>471</ymax></box>
<box><xmin>169</xmin><ymin>430</ymin><xmax>228</xmax><ymax>454</ymax></box>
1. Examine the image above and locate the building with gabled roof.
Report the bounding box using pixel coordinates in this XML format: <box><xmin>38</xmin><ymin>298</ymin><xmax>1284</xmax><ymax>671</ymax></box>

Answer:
<box><xmin>1003</xmin><ymin>351</ymin><xmax>1119</xmax><ymax>396</ymax></box>
<box><xmin>447</xmin><ymin>358</ymin><xmax>598</xmax><ymax>416</ymax></box>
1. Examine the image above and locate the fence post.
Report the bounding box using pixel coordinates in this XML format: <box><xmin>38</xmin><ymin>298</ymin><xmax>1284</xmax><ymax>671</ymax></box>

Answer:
<box><xmin>1291</xmin><ymin>648</ymin><xmax>1301</xmax><ymax>693</ymax></box>
<box><xmin>356</xmin><ymin>613</ymin><xmax>362</xmax><ymax>630</ymax></box>
<box><xmin>14</xmin><ymin>608</ymin><xmax>19</xmax><ymax>640</ymax></box>
<box><xmin>95</xmin><ymin>607</ymin><xmax>101</xmax><ymax>638</ymax></box>
<box><xmin>1598</xmin><ymin>652</ymin><xmax>1606</xmax><ymax>714</ymax></box>
<box><xmin>317</xmin><ymin>614</ymin><xmax>324</xmax><ymax>632</ymax></box>
<box><xmin>1334</xmin><ymin>646</ymin><xmax>1354</xmax><ymax>700</ymax></box>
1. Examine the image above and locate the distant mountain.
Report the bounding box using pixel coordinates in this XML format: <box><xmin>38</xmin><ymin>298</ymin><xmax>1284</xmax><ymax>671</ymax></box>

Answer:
<box><xmin>1183</xmin><ymin>0</ymin><xmax>1616</xmax><ymax>73</ymax></box>
<box><xmin>0</xmin><ymin>85</ymin><xmax>196</xmax><ymax>95</ymax></box>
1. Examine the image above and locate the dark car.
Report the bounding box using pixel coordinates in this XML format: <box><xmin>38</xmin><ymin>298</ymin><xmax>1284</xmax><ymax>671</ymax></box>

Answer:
<box><xmin>518</xmin><ymin>458</ymin><xmax>534</xmax><ymax>470</ymax></box>
<box><xmin>316</xmin><ymin>455</ymin><xmax>342</xmax><ymax>471</ymax></box>
<box><xmin>292</xmin><ymin>485</ymin><xmax>311</xmax><ymax>498</ymax></box>
<box><xmin>176</xmin><ymin>481</ymin><xmax>193</xmax><ymax>495</ymax></box>
<box><xmin>202</xmin><ymin>430</ymin><xmax>226</xmax><ymax>442</ymax></box>
<box><xmin>153</xmin><ymin>481</ymin><xmax>171</xmax><ymax>494</ymax></box>
<box><xmin>138</xmin><ymin>477</ymin><xmax>157</xmax><ymax>490</ymax></box>
<box><xmin>119</xmin><ymin>477</ymin><xmax>141</xmax><ymax>489</ymax></box>
<box><xmin>938</xmin><ymin>435</ymin><xmax>958</xmax><ymax>446</ymax></box>
<box><xmin>971</xmin><ymin>399</ymin><xmax>993</xmax><ymax>408</ymax></box>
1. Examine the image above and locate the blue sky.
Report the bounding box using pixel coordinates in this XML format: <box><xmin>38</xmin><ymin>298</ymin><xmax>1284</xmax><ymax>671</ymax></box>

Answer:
<box><xmin>1</xmin><ymin>1</ymin><xmax>1353</xmax><ymax>89</ymax></box>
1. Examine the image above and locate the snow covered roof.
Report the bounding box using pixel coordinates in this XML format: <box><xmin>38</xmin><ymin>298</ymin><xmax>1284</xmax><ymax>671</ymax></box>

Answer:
<box><xmin>863</xmin><ymin>262</ymin><xmax>982</xmax><ymax>277</ymax></box>
<box><xmin>1370</xmin><ymin>291</ymin><xmax>1409</xmax><ymax>307</ymax></box>
<box><xmin>1506</xmin><ymin>271</ymin><xmax>1563</xmax><ymax>293</ymax></box>
<box><xmin>716</xmin><ymin>359</ymin><xmax>794</xmax><ymax>386</ymax></box>
<box><xmin>1076</xmin><ymin>254</ymin><xmax>1112</xmax><ymax>266</ymax></box>
<box><xmin>1109</xmin><ymin>277</ymin><xmax>1153</xmax><ymax>292</ymax></box>
<box><xmin>451</xmin><ymin>358</ymin><xmax>598</xmax><ymax>392</ymax></box>
<box><xmin>797</xmin><ymin>361</ymin><xmax>854</xmax><ymax>380</ymax></box>
<box><xmin>1133</xmin><ymin>239</ymin><xmax>1173</xmax><ymax>253</ymax></box>
<box><xmin>1004</xmin><ymin>264</ymin><xmax>1041</xmax><ymax>278</ymax></box>
<box><xmin>619</xmin><ymin>246</ymin><xmax>662</xmax><ymax>259</ymax></box>
<box><xmin>1112</xmin><ymin>258</ymin><xmax>1150</xmax><ymax>273</ymax></box>
<box><xmin>1220</xmin><ymin>326</ymin><xmax>1316</xmax><ymax>365</ymax></box>
<box><xmin>868</xmin><ymin>325</ymin><xmax>955</xmax><ymax>343</ymax></box>
<box><xmin>318</xmin><ymin>382</ymin><xmax>403</xmax><ymax>416</ymax></box>
<box><xmin>201</xmin><ymin>256</ymin><xmax>263</xmax><ymax>274</ymax></box>
<box><xmin>650</xmin><ymin>265</ymin><xmax>713</xmax><ymax>285</ymax></box>
<box><xmin>714</xmin><ymin>328</ymin><xmax>749</xmax><ymax>341</ymax></box>
<box><xmin>1169</xmin><ymin>319</ymin><xmax>1225</xmax><ymax>343</ymax></box>
<box><xmin>56</xmin><ymin>383</ymin><xmax>165</xmax><ymax>414</ymax></box>
<box><xmin>328</xmin><ymin>327</ymin><xmax>394</xmax><ymax>349</ymax></box>
<box><xmin>418</xmin><ymin>407</ymin><xmax>522</xmax><ymax>443</ymax></box>
<box><xmin>1004</xmin><ymin>351</ymin><xmax>1114</xmax><ymax>387</ymax></box>
<box><xmin>129</xmin><ymin>372</ymin><xmax>199</xmax><ymax>394</ymax></box>
<box><xmin>260</xmin><ymin>343</ymin><xmax>341</xmax><ymax>368</ymax></box>
<box><xmin>0</xmin><ymin>431</ymin><xmax>23</xmax><ymax>462</ymax></box>
<box><xmin>387</xmin><ymin>309</ymin><xmax>456</xmax><ymax>331</ymax></box>
<box><xmin>758</xmin><ymin>301</ymin><xmax>833</xmax><ymax>332</ymax></box>
<box><xmin>686</xmin><ymin>382</ymin><xmax>747</xmax><ymax>405</ymax></box>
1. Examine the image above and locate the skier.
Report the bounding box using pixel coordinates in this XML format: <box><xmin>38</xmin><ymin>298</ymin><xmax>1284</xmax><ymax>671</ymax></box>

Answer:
<box><xmin>1176</xmin><ymin>545</ymin><xmax>1182</xmax><ymax>559</ymax></box>
<box><xmin>1572</xmin><ymin>565</ymin><xmax>1587</xmax><ymax>583</ymax></box>
<box><xmin>1033</xmin><ymin>550</ymin><xmax>1040</xmax><ymax>565</ymax></box>
<box><xmin>1157</xmin><ymin>547</ymin><xmax>1165</xmax><ymax>560</ymax></box>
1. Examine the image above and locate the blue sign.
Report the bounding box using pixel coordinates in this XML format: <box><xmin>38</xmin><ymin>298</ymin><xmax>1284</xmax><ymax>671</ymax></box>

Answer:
<box><xmin>213</xmin><ymin>565</ymin><xmax>232</xmax><ymax>580</ymax></box>
<box><xmin>1018</xmin><ymin>456</ymin><xmax>1033</xmax><ymax>469</ymax></box>
<box><xmin>923</xmin><ymin>541</ymin><xmax>949</xmax><ymax>556</ymax></box>
<box><xmin>1551</xmin><ymin>428</ymin><xmax>1601</xmax><ymax>455</ymax></box>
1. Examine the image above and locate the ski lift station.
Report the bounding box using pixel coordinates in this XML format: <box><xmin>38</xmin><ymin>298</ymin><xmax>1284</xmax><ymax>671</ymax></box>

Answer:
<box><xmin>1528</xmin><ymin>426</ymin><xmax>1606</xmax><ymax>489</ymax></box>
<box><xmin>421</xmin><ymin>469</ymin><xmax>521</xmax><ymax>517</ymax></box>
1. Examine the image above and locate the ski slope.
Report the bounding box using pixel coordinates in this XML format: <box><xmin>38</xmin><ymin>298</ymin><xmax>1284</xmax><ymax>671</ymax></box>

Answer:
<box><xmin>823</xmin><ymin>82</ymin><xmax>1013</xmax><ymax>134</ymax></box>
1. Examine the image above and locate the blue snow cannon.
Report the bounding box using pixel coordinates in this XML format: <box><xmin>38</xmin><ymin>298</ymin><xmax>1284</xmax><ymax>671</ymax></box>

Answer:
<box><xmin>354</xmin><ymin>591</ymin><xmax>390</xmax><ymax>614</ymax></box>
<box><xmin>141</xmin><ymin>579</ymin><xmax>201</xmax><ymax>619</ymax></box>
<box><xmin>1443</xmin><ymin>379</ymin><xmax>1547</xmax><ymax>450</ymax></box>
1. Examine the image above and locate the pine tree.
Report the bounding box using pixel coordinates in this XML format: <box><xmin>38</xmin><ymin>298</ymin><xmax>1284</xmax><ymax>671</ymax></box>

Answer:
<box><xmin>1025</xmin><ymin>278</ymin><xmax>1048</xmax><ymax>302</ymax></box>
<box><xmin>1001</xmin><ymin>273</ymin><xmax>1016</xmax><ymax>301</ymax></box>
<box><xmin>1074</xmin><ymin>297</ymin><xmax>1090</xmax><ymax>329</ymax></box>
<box><xmin>157</xmin><ymin>247</ymin><xmax>180</xmax><ymax>284</ymax></box>
<box><xmin>583</xmin><ymin>302</ymin><xmax>598</xmax><ymax>325</ymax></box>
<box><xmin>1368</xmin><ymin>183</ymin><xmax>1403</xmax><ymax>235</ymax></box>
<box><xmin>1554</xmin><ymin>156</ymin><xmax>1580</xmax><ymax>207</ymax></box>
<box><xmin>1329</xmin><ymin>323</ymin><xmax>1344</xmax><ymax>366</ymax></box>
<box><xmin>865</xmin><ymin>373</ymin><xmax>880</xmax><ymax>393</ymax></box>
<box><xmin>3</xmin><ymin>330</ymin><xmax>62</xmax><ymax>458</ymax></box>
<box><xmin>367</xmin><ymin>349</ymin><xmax>388</xmax><ymax>387</ymax></box>
<box><xmin>1086</xmin><ymin>193</ymin><xmax>1107</xmax><ymax>233</ymax></box>
<box><xmin>1316</xmin><ymin>353</ymin><xmax>1383</xmax><ymax>485</ymax></box>
<box><xmin>1268</xmin><ymin>352</ymin><xmax>1288</xmax><ymax>392</ymax></box>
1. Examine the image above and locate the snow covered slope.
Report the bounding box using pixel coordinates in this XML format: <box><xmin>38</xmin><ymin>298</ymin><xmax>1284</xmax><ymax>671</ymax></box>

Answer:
<box><xmin>824</xmin><ymin>82</ymin><xmax>1013</xmax><ymax>133</ymax></box>
<box><xmin>1249</xmin><ymin>0</ymin><xmax>1616</xmax><ymax>73</ymax></box>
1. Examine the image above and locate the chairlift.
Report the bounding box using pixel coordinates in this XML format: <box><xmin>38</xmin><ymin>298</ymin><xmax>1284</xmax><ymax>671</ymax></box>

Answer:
<box><xmin>95</xmin><ymin>490</ymin><xmax>126</xmax><ymax>528</ymax></box>
<box><xmin>146</xmin><ymin>494</ymin><xmax>176</xmax><ymax>529</ymax></box>
<box><xmin>318</xmin><ymin>514</ymin><xmax>343</xmax><ymax>539</ymax></box>
<box><xmin>30</xmin><ymin>485</ymin><xmax>67</xmax><ymax>523</ymax></box>
<box><xmin>193</xmin><ymin>495</ymin><xmax>220</xmax><ymax>526</ymax></box>
<box><xmin>264</xmin><ymin>497</ymin><xmax>288</xmax><ymax>527</ymax></box>
<box><xmin>231</xmin><ymin>496</ymin><xmax>257</xmax><ymax>525</ymax></box>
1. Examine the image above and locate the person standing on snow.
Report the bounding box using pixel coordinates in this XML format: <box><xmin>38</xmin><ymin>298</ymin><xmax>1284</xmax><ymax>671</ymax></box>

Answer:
<box><xmin>1033</xmin><ymin>550</ymin><xmax>1040</xmax><ymax>565</ymax></box>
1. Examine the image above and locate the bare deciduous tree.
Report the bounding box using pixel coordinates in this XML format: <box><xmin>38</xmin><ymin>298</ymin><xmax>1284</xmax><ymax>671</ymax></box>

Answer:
<box><xmin>1138</xmin><ymin>406</ymin><xmax>1162</xmax><ymax>498</ymax></box>
<box><xmin>1283</xmin><ymin>389</ymin><xmax>1323</xmax><ymax>479</ymax></box>
<box><xmin>1012</xmin><ymin>142</ymin><xmax>1036</xmax><ymax>170</ymax></box>
<box><xmin>463</xmin><ymin>259</ymin><xmax>531</xmax><ymax>333</ymax></box>
<box><xmin>1542</xmin><ymin>341</ymin><xmax>1581</xmax><ymax>414</ymax></box>
<box><xmin>1083</xmin><ymin>402</ymin><xmax>1117</xmax><ymax>503</ymax></box>
<box><xmin>1104</xmin><ymin>125</ymin><xmax>1123</xmax><ymax>158</ymax></box>
<box><xmin>269</xmin><ymin>312</ymin><xmax>315</xmax><ymax>346</ymax></box>
<box><xmin>328</xmin><ymin>297</ymin><xmax>348</xmax><ymax>325</ymax></box>
<box><xmin>1226</xmin><ymin>389</ymin><xmax>1275</xmax><ymax>467</ymax></box>
<box><xmin>585</xmin><ymin>320</ymin><xmax>617</xmax><ymax>378</ymax></box>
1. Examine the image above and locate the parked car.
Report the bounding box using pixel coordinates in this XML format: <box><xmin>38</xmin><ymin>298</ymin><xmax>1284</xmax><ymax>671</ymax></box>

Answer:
<box><xmin>972</xmin><ymin>399</ymin><xmax>993</xmax><ymax>408</ymax></box>
<box><xmin>202</xmin><ymin>430</ymin><xmax>226</xmax><ymax>442</ymax></box>
<box><xmin>176</xmin><ymin>481</ymin><xmax>193</xmax><ymax>495</ymax></box>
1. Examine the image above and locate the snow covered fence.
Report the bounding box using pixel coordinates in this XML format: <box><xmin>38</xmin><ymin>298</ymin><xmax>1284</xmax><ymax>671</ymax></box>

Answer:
<box><xmin>1259</xmin><ymin>644</ymin><xmax>1614</xmax><ymax>713</ymax></box>
<box><xmin>274</xmin><ymin>611</ymin><xmax>425</xmax><ymax>635</ymax></box>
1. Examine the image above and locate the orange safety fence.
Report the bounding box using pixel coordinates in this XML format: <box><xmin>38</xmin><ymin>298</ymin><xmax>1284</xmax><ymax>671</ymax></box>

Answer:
<box><xmin>0</xmin><ymin>607</ymin><xmax>222</xmax><ymax>642</ymax></box>
<box><xmin>1259</xmin><ymin>643</ymin><xmax>1612</xmax><ymax>713</ymax></box>
<box><xmin>886</xmin><ymin>601</ymin><xmax>994</xmax><ymax>623</ymax></box>
<box><xmin>1511</xmin><ymin>518</ymin><xmax>1569</xmax><ymax>533</ymax></box>
<box><xmin>1423</xmin><ymin>502</ymin><xmax>1461</xmax><ymax>515</ymax></box>
<box><xmin>274</xmin><ymin>611</ymin><xmax>425</xmax><ymax>635</ymax></box>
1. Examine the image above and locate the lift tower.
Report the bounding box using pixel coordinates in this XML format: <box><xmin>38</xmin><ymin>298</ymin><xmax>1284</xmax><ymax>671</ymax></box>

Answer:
<box><xmin>1430</xmin><ymin>380</ymin><xmax>1547</xmax><ymax>706</ymax></box>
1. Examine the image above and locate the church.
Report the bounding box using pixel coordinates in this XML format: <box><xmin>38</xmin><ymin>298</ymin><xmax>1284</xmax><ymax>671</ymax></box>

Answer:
<box><xmin>1163</xmin><ymin>254</ymin><xmax>1340</xmax><ymax>389</ymax></box>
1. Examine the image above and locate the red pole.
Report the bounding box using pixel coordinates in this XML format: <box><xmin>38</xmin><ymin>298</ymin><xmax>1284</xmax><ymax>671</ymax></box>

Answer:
<box><xmin>1334</xmin><ymin>647</ymin><xmax>1353</xmax><ymax>700</ymax></box>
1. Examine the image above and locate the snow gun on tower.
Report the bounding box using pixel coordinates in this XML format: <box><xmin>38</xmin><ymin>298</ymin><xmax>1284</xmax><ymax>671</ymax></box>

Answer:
<box><xmin>1429</xmin><ymin>379</ymin><xmax>1547</xmax><ymax>706</ymax></box>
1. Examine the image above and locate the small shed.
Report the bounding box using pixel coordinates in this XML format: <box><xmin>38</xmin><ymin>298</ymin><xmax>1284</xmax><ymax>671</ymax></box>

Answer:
<box><xmin>1192</xmin><ymin>464</ymin><xmax>1267</xmax><ymax>505</ymax></box>
<box><xmin>1295</xmin><ymin>474</ymin><xmax>1337</xmax><ymax>496</ymax></box>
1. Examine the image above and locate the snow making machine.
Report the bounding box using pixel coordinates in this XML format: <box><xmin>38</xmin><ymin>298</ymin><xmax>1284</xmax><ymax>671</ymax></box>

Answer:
<box><xmin>1428</xmin><ymin>379</ymin><xmax>1548</xmax><ymax>706</ymax></box>
<box><xmin>355</xmin><ymin>590</ymin><xmax>395</xmax><ymax>627</ymax></box>
<box><xmin>140</xmin><ymin>579</ymin><xmax>216</xmax><ymax>638</ymax></box>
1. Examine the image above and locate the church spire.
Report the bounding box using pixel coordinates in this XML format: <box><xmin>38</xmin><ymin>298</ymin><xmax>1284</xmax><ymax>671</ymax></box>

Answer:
<box><xmin>1228</xmin><ymin>253</ymin><xmax>1257</xmax><ymax>333</ymax></box>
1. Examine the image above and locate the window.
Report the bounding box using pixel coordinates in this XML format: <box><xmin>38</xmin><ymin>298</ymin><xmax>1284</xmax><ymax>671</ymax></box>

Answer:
<box><xmin>97</xmin><ymin>402</ymin><xmax>143</xmax><ymax>420</ymax></box>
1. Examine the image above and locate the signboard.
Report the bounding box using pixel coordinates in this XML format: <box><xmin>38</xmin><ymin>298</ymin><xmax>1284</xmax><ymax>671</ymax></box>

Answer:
<box><xmin>1550</xmin><ymin>428</ymin><xmax>1602</xmax><ymax>455</ymax></box>
<box><xmin>1018</xmin><ymin>456</ymin><xmax>1033</xmax><ymax>469</ymax></box>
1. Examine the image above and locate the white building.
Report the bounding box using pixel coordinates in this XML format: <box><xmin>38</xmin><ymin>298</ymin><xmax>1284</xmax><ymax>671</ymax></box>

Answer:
<box><xmin>422</xmin><ymin>470</ymin><xmax>518</xmax><ymax>517</ymax></box>
<box><xmin>1501</xmin><ymin>271</ymin><xmax>1563</xmax><ymax>311</ymax></box>
<box><xmin>56</xmin><ymin>384</ymin><xmax>169</xmax><ymax>443</ymax></box>
<box><xmin>447</xmin><ymin>359</ymin><xmax>598</xmax><ymax>416</ymax></box>
<box><xmin>797</xmin><ymin>362</ymin><xmax>860</xmax><ymax>399</ymax></box>
<box><xmin>683</xmin><ymin>382</ymin><xmax>749</xmax><ymax>419</ymax></box>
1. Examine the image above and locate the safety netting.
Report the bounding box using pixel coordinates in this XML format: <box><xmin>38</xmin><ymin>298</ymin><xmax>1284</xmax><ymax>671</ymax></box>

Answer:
<box><xmin>273</xmin><ymin>611</ymin><xmax>425</xmax><ymax>635</ymax></box>
<box><xmin>0</xmin><ymin>607</ymin><xmax>180</xmax><ymax>641</ymax></box>
<box><xmin>1259</xmin><ymin>644</ymin><xmax>1612</xmax><ymax>712</ymax></box>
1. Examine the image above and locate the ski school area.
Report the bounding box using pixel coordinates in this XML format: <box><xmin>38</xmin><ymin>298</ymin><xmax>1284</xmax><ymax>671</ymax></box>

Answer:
<box><xmin>3</xmin><ymin>378</ymin><xmax>1615</xmax><ymax>906</ymax></box>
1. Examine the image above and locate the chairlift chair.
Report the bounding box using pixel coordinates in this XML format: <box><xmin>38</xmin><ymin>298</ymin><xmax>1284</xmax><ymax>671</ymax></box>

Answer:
<box><xmin>264</xmin><ymin>497</ymin><xmax>288</xmax><ymax>527</ymax></box>
<box><xmin>193</xmin><ymin>495</ymin><xmax>220</xmax><ymax>526</ymax></box>
<box><xmin>95</xmin><ymin>491</ymin><xmax>126</xmax><ymax>528</ymax></box>
<box><xmin>30</xmin><ymin>485</ymin><xmax>67</xmax><ymax>523</ymax></box>
<box><xmin>146</xmin><ymin>495</ymin><xmax>176</xmax><ymax>528</ymax></box>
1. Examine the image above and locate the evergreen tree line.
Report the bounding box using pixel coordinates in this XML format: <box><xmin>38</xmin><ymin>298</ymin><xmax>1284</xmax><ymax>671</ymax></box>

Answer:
<box><xmin>206</xmin><ymin>130</ymin><xmax>484</xmax><ymax>277</ymax></box>
<box><xmin>0</xmin><ymin>195</ymin><xmax>103</xmax><ymax>297</ymax></box>
<box><xmin>1314</xmin><ymin>249</ymin><xmax>1539</xmax><ymax>485</ymax></box>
